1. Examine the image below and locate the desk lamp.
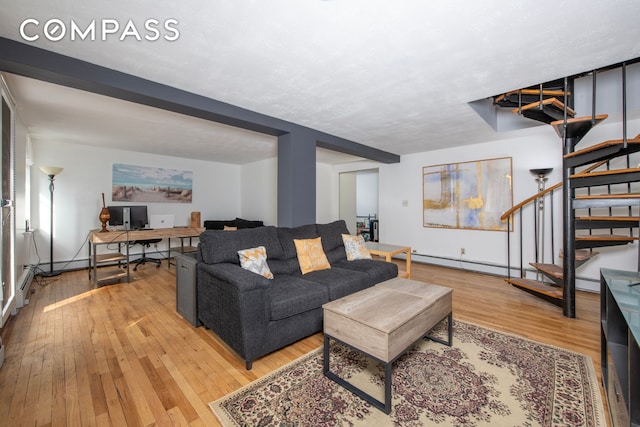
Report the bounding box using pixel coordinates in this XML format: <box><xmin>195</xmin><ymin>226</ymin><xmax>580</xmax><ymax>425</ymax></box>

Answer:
<box><xmin>39</xmin><ymin>166</ymin><xmax>63</xmax><ymax>277</ymax></box>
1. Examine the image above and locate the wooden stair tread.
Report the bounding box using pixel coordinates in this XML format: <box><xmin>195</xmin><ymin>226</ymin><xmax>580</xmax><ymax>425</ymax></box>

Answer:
<box><xmin>550</xmin><ymin>114</ymin><xmax>608</xmax><ymax>136</ymax></box>
<box><xmin>575</xmin><ymin>216</ymin><xmax>639</xmax><ymax>221</ymax></box>
<box><xmin>575</xmin><ymin>249</ymin><xmax>598</xmax><ymax>261</ymax></box>
<box><xmin>551</xmin><ymin>114</ymin><xmax>608</xmax><ymax>127</ymax></box>
<box><xmin>564</xmin><ymin>133</ymin><xmax>640</xmax><ymax>159</ymax></box>
<box><xmin>575</xmin><ymin>234</ymin><xmax>638</xmax><ymax>241</ymax></box>
<box><xmin>511</xmin><ymin>98</ymin><xmax>576</xmax><ymax>116</ymax></box>
<box><xmin>571</xmin><ymin>167</ymin><xmax>640</xmax><ymax>179</ymax></box>
<box><xmin>559</xmin><ymin>249</ymin><xmax>598</xmax><ymax>261</ymax></box>
<box><xmin>495</xmin><ymin>89</ymin><xmax>569</xmax><ymax>104</ymax></box>
<box><xmin>506</xmin><ymin>89</ymin><xmax>568</xmax><ymax>97</ymax></box>
<box><xmin>530</xmin><ymin>263</ymin><xmax>563</xmax><ymax>278</ymax></box>
<box><xmin>506</xmin><ymin>278</ymin><xmax>563</xmax><ymax>299</ymax></box>
<box><xmin>576</xmin><ymin>193</ymin><xmax>640</xmax><ymax>200</ymax></box>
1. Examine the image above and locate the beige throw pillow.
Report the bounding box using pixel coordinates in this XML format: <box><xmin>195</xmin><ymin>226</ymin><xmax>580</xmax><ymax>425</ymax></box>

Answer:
<box><xmin>342</xmin><ymin>234</ymin><xmax>372</xmax><ymax>261</ymax></box>
<box><xmin>294</xmin><ymin>237</ymin><xmax>331</xmax><ymax>275</ymax></box>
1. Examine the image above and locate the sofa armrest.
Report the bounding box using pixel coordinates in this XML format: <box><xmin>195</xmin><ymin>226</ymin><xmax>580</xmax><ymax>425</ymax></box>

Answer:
<box><xmin>196</xmin><ymin>262</ymin><xmax>271</xmax><ymax>366</ymax></box>
<box><xmin>198</xmin><ymin>262</ymin><xmax>271</xmax><ymax>292</ymax></box>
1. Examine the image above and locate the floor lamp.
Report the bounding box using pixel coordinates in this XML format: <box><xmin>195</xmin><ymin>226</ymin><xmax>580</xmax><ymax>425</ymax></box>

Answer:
<box><xmin>39</xmin><ymin>166</ymin><xmax>64</xmax><ymax>277</ymax></box>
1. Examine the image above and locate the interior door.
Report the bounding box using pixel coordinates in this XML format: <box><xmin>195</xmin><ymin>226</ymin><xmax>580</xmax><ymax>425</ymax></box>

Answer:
<box><xmin>1</xmin><ymin>77</ymin><xmax>15</xmax><ymax>326</ymax></box>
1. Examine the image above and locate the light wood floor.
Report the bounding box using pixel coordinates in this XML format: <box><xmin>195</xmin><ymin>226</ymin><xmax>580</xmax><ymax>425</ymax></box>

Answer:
<box><xmin>0</xmin><ymin>260</ymin><xmax>605</xmax><ymax>426</ymax></box>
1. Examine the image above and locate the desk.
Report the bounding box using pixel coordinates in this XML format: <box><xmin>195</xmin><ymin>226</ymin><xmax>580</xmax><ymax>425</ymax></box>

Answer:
<box><xmin>89</xmin><ymin>227</ymin><xmax>204</xmax><ymax>288</ymax></box>
<box><xmin>365</xmin><ymin>242</ymin><xmax>411</xmax><ymax>279</ymax></box>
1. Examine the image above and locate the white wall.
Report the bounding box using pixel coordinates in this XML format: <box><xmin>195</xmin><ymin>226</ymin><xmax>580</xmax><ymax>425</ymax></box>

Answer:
<box><xmin>241</xmin><ymin>157</ymin><xmax>277</xmax><ymax>226</ymax></box>
<box><xmin>27</xmin><ymin>114</ymin><xmax>640</xmax><ymax>290</ymax></box>
<box><xmin>29</xmin><ymin>141</ymin><xmax>344</xmax><ymax>271</ymax></box>
<box><xmin>338</xmin><ymin>171</ymin><xmax>357</xmax><ymax>234</ymax></box>
<box><xmin>31</xmin><ymin>140</ymin><xmax>241</xmax><ymax>269</ymax></box>
<box><xmin>330</xmin><ymin>118</ymin><xmax>640</xmax><ymax>292</ymax></box>
<box><xmin>239</xmin><ymin>156</ymin><xmax>340</xmax><ymax>227</ymax></box>
<box><xmin>380</xmin><ymin>126</ymin><xmax>562</xmax><ymax>264</ymax></box>
<box><xmin>316</xmin><ymin>162</ymin><xmax>335</xmax><ymax>224</ymax></box>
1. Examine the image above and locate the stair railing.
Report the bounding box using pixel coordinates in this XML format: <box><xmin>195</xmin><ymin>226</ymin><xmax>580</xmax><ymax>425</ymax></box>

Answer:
<box><xmin>502</xmin><ymin>161</ymin><xmax>608</xmax><ymax>281</ymax></box>
<box><xmin>502</xmin><ymin>183</ymin><xmax>561</xmax><ymax>280</ymax></box>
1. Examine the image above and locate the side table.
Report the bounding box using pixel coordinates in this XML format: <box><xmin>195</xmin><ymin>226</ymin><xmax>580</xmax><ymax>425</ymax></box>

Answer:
<box><xmin>365</xmin><ymin>242</ymin><xmax>411</xmax><ymax>279</ymax></box>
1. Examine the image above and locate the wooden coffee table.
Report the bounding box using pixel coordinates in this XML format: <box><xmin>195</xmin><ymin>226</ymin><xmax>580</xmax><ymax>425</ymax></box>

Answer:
<box><xmin>323</xmin><ymin>278</ymin><xmax>452</xmax><ymax>414</ymax></box>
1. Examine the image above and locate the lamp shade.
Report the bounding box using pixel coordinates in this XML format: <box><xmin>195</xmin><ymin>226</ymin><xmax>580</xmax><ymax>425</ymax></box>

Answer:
<box><xmin>39</xmin><ymin>166</ymin><xmax>64</xmax><ymax>177</ymax></box>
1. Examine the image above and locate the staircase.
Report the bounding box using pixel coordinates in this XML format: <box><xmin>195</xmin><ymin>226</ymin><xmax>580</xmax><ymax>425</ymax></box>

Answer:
<box><xmin>497</xmin><ymin>60</ymin><xmax>640</xmax><ymax>318</ymax></box>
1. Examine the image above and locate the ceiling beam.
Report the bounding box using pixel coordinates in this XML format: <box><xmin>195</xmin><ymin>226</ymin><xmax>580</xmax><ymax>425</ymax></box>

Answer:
<box><xmin>0</xmin><ymin>37</ymin><xmax>400</xmax><ymax>164</ymax></box>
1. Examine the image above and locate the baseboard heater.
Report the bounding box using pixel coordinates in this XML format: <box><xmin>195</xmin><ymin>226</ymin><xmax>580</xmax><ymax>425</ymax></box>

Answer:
<box><xmin>16</xmin><ymin>266</ymin><xmax>35</xmax><ymax>308</ymax></box>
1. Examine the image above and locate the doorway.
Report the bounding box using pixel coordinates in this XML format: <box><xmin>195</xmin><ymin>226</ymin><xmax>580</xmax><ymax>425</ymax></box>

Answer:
<box><xmin>339</xmin><ymin>169</ymin><xmax>379</xmax><ymax>240</ymax></box>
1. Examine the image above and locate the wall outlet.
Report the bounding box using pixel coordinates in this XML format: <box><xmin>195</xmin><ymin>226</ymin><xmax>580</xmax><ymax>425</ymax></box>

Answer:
<box><xmin>460</xmin><ymin>247</ymin><xmax>465</xmax><ymax>256</ymax></box>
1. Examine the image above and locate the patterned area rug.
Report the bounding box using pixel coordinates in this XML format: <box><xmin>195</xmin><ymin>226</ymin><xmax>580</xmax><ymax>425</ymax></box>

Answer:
<box><xmin>210</xmin><ymin>320</ymin><xmax>605</xmax><ymax>426</ymax></box>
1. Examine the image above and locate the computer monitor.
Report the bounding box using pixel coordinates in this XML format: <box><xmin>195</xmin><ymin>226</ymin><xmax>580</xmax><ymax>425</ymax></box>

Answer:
<box><xmin>107</xmin><ymin>205</ymin><xmax>148</xmax><ymax>229</ymax></box>
<box><xmin>129</xmin><ymin>206</ymin><xmax>148</xmax><ymax>230</ymax></box>
<box><xmin>107</xmin><ymin>206</ymin><xmax>123</xmax><ymax>227</ymax></box>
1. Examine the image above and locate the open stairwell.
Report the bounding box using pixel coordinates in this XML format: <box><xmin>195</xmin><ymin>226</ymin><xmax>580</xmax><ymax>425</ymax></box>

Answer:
<box><xmin>497</xmin><ymin>60</ymin><xmax>640</xmax><ymax>317</ymax></box>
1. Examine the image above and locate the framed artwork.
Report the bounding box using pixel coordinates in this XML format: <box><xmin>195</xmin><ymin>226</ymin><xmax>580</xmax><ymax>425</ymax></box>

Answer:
<box><xmin>423</xmin><ymin>157</ymin><xmax>512</xmax><ymax>231</ymax></box>
<box><xmin>112</xmin><ymin>163</ymin><xmax>193</xmax><ymax>203</ymax></box>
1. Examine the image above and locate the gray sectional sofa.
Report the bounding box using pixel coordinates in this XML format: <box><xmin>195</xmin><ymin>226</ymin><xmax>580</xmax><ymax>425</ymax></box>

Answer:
<box><xmin>196</xmin><ymin>220</ymin><xmax>398</xmax><ymax>369</ymax></box>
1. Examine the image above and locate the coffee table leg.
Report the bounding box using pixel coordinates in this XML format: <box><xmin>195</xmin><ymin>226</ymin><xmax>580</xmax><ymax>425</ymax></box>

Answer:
<box><xmin>323</xmin><ymin>335</ymin><xmax>393</xmax><ymax>414</ymax></box>
<box><xmin>323</xmin><ymin>334</ymin><xmax>330</xmax><ymax>374</ymax></box>
<box><xmin>425</xmin><ymin>312</ymin><xmax>453</xmax><ymax>347</ymax></box>
<box><xmin>384</xmin><ymin>361</ymin><xmax>392</xmax><ymax>413</ymax></box>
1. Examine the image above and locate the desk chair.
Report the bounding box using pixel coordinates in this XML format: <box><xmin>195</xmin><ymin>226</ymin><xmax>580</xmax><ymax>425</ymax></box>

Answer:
<box><xmin>131</xmin><ymin>238</ymin><xmax>162</xmax><ymax>271</ymax></box>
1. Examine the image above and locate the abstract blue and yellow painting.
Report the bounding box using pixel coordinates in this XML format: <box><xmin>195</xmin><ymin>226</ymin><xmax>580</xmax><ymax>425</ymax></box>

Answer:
<box><xmin>423</xmin><ymin>157</ymin><xmax>512</xmax><ymax>231</ymax></box>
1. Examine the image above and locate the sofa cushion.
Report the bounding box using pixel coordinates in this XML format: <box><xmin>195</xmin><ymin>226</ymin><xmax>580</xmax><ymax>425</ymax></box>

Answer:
<box><xmin>298</xmin><ymin>267</ymin><xmax>371</xmax><ymax>300</ymax></box>
<box><xmin>334</xmin><ymin>258</ymin><xmax>398</xmax><ymax>283</ymax></box>
<box><xmin>277</xmin><ymin>224</ymin><xmax>318</xmax><ymax>260</ymax></box>
<box><xmin>317</xmin><ymin>220</ymin><xmax>350</xmax><ymax>264</ymax></box>
<box><xmin>294</xmin><ymin>237</ymin><xmax>331</xmax><ymax>274</ymax></box>
<box><xmin>317</xmin><ymin>220</ymin><xmax>350</xmax><ymax>251</ymax></box>
<box><xmin>265</xmin><ymin>258</ymin><xmax>296</xmax><ymax>276</ymax></box>
<box><xmin>199</xmin><ymin>226</ymin><xmax>284</xmax><ymax>265</ymax></box>
<box><xmin>238</xmin><ymin>246</ymin><xmax>273</xmax><ymax>279</ymax></box>
<box><xmin>268</xmin><ymin>275</ymin><xmax>330</xmax><ymax>321</ymax></box>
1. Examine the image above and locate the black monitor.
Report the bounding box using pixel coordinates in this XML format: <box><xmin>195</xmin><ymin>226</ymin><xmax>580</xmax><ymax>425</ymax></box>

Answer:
<box><xmin>107</xmin><ymin>205</ymin><xmax>148</xmax><ymax>229</ymax></box>
<box><xmin>107</xmin><ymin>206</ymin><xmax>123</xmax><ymax>226</ymax></box>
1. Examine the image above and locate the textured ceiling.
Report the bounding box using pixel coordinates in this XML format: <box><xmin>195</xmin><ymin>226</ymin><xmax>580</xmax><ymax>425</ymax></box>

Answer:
<box><xmin>1</xmin><ymin>0</ymin><xmax>640</xmax><ymax>164</ymax></box>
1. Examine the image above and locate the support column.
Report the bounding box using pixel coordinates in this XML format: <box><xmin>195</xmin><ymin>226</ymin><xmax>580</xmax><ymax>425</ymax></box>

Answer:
<box><xmin>278</xmin><ymin>130</ymin><xmax>316</xmax><ymax>227</ymax></box>
<box><xmin>562</xmin><ymin>136</ymin><xmax>577</xmax><ymax>318</ymax></box>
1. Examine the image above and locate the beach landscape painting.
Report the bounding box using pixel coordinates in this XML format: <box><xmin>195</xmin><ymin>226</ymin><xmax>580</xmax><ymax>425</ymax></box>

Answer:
<box><xmin>112</xmin><ymin>163</ymin><xmax>193</xmax><ymax>203</ymax></box>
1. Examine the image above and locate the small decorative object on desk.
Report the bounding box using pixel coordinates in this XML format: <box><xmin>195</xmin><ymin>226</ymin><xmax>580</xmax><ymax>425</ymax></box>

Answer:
<box><xmin>190</xmin><ymin>211</ymin><xmax>201</xmax><ymax>228</ymax></box>
<box><xmin>99</xmin><ymin>192</ymin><xmax>110</xmax><ymax>232</ymax></box>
